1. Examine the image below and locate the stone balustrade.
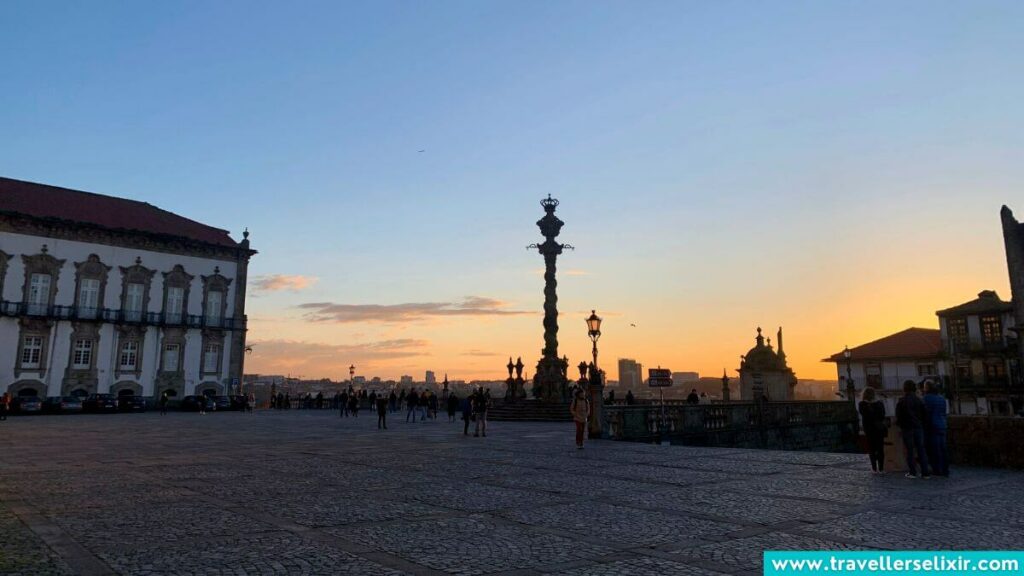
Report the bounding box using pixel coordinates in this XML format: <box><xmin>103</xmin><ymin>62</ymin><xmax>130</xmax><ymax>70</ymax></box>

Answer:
<box><xmin>603</xmin><ymin>400</ymin><xmax>858</xmax><ymax>452</ymax></box>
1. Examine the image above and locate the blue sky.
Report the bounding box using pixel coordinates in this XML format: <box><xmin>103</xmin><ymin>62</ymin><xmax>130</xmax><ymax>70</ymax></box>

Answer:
<box><xmin>2</xmin><ymin>1</ymin><xmax>1022</xmax><ymax>380</ymax></box>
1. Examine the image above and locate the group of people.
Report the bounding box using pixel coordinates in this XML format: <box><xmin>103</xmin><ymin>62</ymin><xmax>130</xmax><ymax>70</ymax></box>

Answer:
<box><xmin>858</xmin><ymin>379</ymin><xmax>949</xmax><ymax>478</ymax></box>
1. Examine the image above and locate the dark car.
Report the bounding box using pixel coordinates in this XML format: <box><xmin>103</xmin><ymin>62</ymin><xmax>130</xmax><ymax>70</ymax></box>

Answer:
<box><xmin>83</xmin><ymin>393</ymin><xmax>119</xmax><ymax>413</ymax></box>
<box><xmin>43</xmin><ymin>396</ymin><xmax>83</xmax><ymax>414</ymax></box>
<box><xmin>180</xmin><ymin>395</ymin><xmax>216</xmax><ymax>412</ymax></box>
<box><xmin>213</xmin><ymin>395</ymin><xmax>234</xmax><ymax>411</ymax></box>
<box><xmin>117</xmin><ymin>395</ymin><xmax>147</xmax><ymax>412</ymax></box>
<box><xmin>13</xmin><ymin>396</ymin><xmax>43</xmax><ymax>414</ymax></box>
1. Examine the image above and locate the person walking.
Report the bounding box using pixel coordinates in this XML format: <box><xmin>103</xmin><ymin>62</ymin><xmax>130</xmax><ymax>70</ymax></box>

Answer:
<box><xmin>198</xmin><ymin>395</ymin><xmax>207</xmax><ymax>415</ymax></box>
<box><xmin>389</xmin><ymin>390</ymin><xmax>398</xmax><ymax>413</ymax></box>
<box><xmin>406</xmin><ymin>389</ymin><xmax>419</xmax><ymax>423</ymax></box>
<box><xmin>858</xmin><ymin>387</ymin><xmax>887</xmax><ymax>473</ymax></box>
<box><xmin>447</xmin><ymin>393</ymin><xmax>458</xmax><ymax>422</ymax></box>
<box><xmin>248</xmin><ymin>391</ymin><xmax>256</xmax><ymax>413</ymax></box>
<box><xmin>895</xmin><ymin>380</ymin><xmax>930</xmax><ymax>479</ymax></box>
<box><xmin>376</xmin><ymin>394</ymin><xmax>388</xmax><ymax>430</ymax></box>
<box><xmin>460</xmin><ymin>394</ymin><xmax>473</xmax><ymax>436</ymax></box>
<box><xmin>0</xmin><ymin>392</ymin><xmax>10</xmax><ymax>421</ymax></box>
<box><xmin>159</xmin><ymin>391</ymin><xmax>169</xmax><ymax>415</ymax></box>
<box><xmin>428</xmin><ymin>391</ymin><xmax>438</xmax><ymax>420</ymax></box>
<box><xmin>570</xmin><ymin>388</ymin><xmax>591</xmax><ymax>449</ymax></box>
<box><xmin>474</xmin><ymin>388</ymin><xmax>490</xmax><ymax>437</ymax></box>
<box><xmin>348</xmin><ymin>393</ymin><xmax>359</xmax><ymax>417</ymax></box>
<box><xmin>923</xmin><ymin>380</ymin><xmax>949</xmax><ymax>477</ymax></box>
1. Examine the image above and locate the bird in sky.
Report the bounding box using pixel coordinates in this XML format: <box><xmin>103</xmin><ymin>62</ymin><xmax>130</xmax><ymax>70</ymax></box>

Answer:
<box><xmin>418</xmin><ymin>149</ymin><xmax>425</xmax><ymax>153</ymax></box>
<box><xmin>630</xmin><ymin>323</ymin><xmax>637</xmax><ymax>327</ymax></box>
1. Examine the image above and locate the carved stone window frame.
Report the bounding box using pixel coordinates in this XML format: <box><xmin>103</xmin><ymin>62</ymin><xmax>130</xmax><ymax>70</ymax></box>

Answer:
<box><xmin>119</xmin><ymin>260</ymin><xmax>156</xmax><ymax>318</ymax></box>
<box><xmin>21</xmin><ymin>248</ymin><xmax>66</xmax><ymax>308</ymax></box>
<box><xmin>73</xmin><ymin>254</ymin><xmax>112</xmax><ymax>317</ymax></box>
<box><xmin>201</xmin><ymin>269</ymin><xmax>232</xmax><ymax>322</ymax></box>
<box><xmin>62</xmin><ymin>322</ymin><xmax>101</xmax><ymax>396</ymax></box>
<box><xmin>114</xmin><ymin>325</ymin><xmax>147</xmax><ymax>379</ymax></box>
<box><xmin>0</xmin><ymin>249</ymin><xmax>11</xmax><ymax>300</ymax></box>
<box><xmin>162</xmin><ymin>265</ymin><xmax>194</xmax><ymax>321</ymax></box>
<box><xmin>200</xmin><ymin>329</ymin><xmax>226</xmax><ymax>377</ymax></box>
<box><xmin>159</xmin><ymin>327</ymin><xmax>187</xmax><ymax>375</ymax></box>
<box><xmin>14</xmin><ymin>318</ymin><xmax>52</xmax><ymax>377</ymax></box>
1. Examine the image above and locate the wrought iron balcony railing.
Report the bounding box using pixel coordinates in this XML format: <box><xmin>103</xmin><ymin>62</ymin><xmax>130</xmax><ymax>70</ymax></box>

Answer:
<box><xmin>0</xmin><ymin>301</ymin><xmax>246</xmax><ymax>330</ymax></box>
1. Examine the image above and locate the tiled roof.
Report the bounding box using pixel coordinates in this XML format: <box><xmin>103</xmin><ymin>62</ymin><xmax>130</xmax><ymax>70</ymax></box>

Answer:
<box><xmin>935</xmin><ymin>290</ymin><xmax>1013</xmax><ymax>317</ymax></box>
<box><xmin>822</xmin><ymin>327</ymin><xmax>942</xmax><ymax>363</ymax></box>
<box><xmin>0</xmin><ymin>176</ymin><xmax>239</xmax><ymax>248</ymax></box>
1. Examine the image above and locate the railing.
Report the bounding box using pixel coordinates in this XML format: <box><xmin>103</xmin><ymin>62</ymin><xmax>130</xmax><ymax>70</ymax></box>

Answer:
<box><xmin>603</xmin><ymin>400</ymin><xmax>857</xmax><ymax>445</ymax></box>
<box><xmin>0</xmin><ymin>301</ymin><xmax>246</xmax><ymax>330</ymax></box>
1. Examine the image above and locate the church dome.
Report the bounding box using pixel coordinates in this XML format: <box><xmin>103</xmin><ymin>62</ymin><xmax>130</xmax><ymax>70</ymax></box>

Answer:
<box><xmin>741</xmin><ymin>327</ymin><xmax>788</xmax><ymax>371</ymax></box>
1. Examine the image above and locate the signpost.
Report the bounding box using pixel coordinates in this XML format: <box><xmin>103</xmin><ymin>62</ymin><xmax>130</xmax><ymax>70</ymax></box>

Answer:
<box><xmin>648</xmin><ymin>367</ymin><xmax>672</xmax><ymax>436</ymax></box>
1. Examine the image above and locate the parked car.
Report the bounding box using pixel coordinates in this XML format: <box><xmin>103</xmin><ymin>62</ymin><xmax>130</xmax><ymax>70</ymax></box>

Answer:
<box><xmin>180</xmin><ymin>395</ymin><xmax>215</xmax><ymax>412</ymax></box>
<box><xmin>213</xmin><ymin>395</ymin><xmax>234</xmax><ymax>411</ymax></box>
<box><xmin>83</xmin><ymin>393</ymin><xmax>119</xmax><ymax>413</ymax></box>
<box><xmin>117</xmin><ymin>395</ymin><xmax>147</xmax><ymax>412</ymax></box>
<box><xmin>43</xmin><ymin>396</ymin><xmax>83</xmax><ymax>414</ymax></box>
<box><xmin>13</xmin><ymin>396</ymin><xmax>43</xmax><ymax>414</ymax></box>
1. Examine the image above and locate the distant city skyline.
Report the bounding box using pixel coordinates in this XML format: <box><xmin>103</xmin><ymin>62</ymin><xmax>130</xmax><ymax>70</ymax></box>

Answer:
<box><xmin>2</xmin><ymin>2</ymin><xmax>1021</xmax><ymax>381</ymax></box>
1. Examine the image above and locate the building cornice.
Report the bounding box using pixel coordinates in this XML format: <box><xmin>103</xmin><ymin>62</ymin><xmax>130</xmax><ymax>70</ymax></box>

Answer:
<box><xmin>0</xmin><ymin>211</ymin><xmax>257</xmax><ymax>263</ymax></box>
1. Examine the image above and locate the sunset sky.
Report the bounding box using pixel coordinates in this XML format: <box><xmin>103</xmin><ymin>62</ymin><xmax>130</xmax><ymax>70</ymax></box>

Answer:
<box><xmin>2</xmin><ymin>1</ymin><xmax>1022</xmax><ymax>382</ymax></box>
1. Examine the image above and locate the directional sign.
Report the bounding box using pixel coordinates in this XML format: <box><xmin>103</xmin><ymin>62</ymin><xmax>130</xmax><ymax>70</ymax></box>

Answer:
<box><xmin>648</xmin><ymin>368</ymin><xmax>673</xmax><ymax>387</ymax></box>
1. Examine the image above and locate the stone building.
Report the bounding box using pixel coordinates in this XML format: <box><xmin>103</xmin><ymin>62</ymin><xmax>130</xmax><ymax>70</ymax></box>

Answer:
<box><xmin>1002</xmin><ymin>205</ymin><xmax>1024</xmax><ymax>391</ymax></box>
<box><xmin>738</xmin><ymin>327</ymin><xmax>796</xmax><ymax>401</ymax></box>
<box><xmin>0</xmin><ymin>177</ymin><xmax>255</xmax><ymax>400</ymax></box>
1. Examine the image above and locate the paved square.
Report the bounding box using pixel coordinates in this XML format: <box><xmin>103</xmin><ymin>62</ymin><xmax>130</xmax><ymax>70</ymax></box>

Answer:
<box><xmin>1</xmin><ymin>410</ymin><xmax>1023</xmax><ymax>575</ymax></box>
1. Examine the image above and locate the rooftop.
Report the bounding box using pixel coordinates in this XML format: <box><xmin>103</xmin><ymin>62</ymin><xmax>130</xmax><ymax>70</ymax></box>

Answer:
<box><xmin>935</xmin><ymin>290</ymin><xmax>1013</xmax><ymax>317</ymax></box>
<box><xmin>823</xmin><ymin>327</ymin><xmax>942</xmax><ymax>363</ymax></box>
<box><xmin>0</xmin><ymin>176</ymin><xmax>241</xmax><ymax>248</ymax></box>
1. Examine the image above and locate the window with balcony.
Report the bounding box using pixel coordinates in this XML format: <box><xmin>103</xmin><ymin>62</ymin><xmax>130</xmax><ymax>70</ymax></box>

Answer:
<box><xmin>28</xmin><ymin>273</ymin><xmax>51</xmax><ymax>315</ymax></box>
<box><xmin>124</xmin><ymin>283</ymin><xmax>145</xmax><ymax>321</ymax></box>
<box><xmin>21</xmin><ymin>336</ymin><xmax>42</xmax><ymax>369</ymax></box>
<box><xmin>162</xmin><ymin>343</ymin><xmax>180</xmax><ymax>372</ymax></box>
<box><xmin>77</xmin><ymin>278</ymin><xmax>101</xmax><ymax>319</ymax></box>
<box><xmin>119</xmin><ymin>341</ymin><xmax>139</xmax><ymax>371</ymax></box>
<box><xmin>202</xmin><ymin>343</ymin><xmax>221</xmax><ymax>374</ymax></box>
<box><xmin>206</xmin><ymin>290</ymin><xmax>223</xmax><ymax>323</ymax></box>
<box><xmin>981</xmin><ymin>315</ymin><xmax>1003</xmax><ymax>345</ymax></box>
<box><xmin>72</xmin><ymin>339</ymin><xmax>93</xmax><ymax>369</ymax></box>
<box><xmin>948</xmin><ymin>317</ymin><xmax>969</xmax><ymax>349</ymax></box>
<box><xmin>165</xmin><ymin>286</ymin><xmax>185</xmax><ymax>324</ymax></box>
<box><xmin>161</xmin><ymin>265</ymin><xmax>193</xmax><ymax>325</ymax></box>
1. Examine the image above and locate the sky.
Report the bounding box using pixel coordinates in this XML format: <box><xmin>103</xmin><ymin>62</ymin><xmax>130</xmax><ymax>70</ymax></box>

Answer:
<box><xmin>1</xmin><ymin>1</ymin><xmax>1022</xmax><ymax>382</ymax></box>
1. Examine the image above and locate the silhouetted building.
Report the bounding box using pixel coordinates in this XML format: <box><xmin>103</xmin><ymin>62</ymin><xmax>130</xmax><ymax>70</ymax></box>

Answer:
<box><xmin>618</xmin><ymin>358</ymin><xmax>642</xmax><ymax>388</ymax></box>
<box><xmin>738</xmin><ymin>327</ymin><xmax>796</xmax><ymax>401</ymax></box>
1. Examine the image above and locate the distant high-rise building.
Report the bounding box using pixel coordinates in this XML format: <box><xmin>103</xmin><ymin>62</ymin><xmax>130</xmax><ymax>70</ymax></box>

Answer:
<box><xmin>425</xmin><ymin>371</ymin><xmax>436</xmax><ymax>385</ymax></box>
<box><xmin>672</xmin><ymin>371</ymin><xmax>700</xmax><ymax>385</ymax></box>
<box><xmin>400</xmin><ymin>375</ymin><xmax>413</xmax><ymax>385</ymax></box>
<box><xmin>618</xmin><ymin>359</ymin><xmax>642</xmax><ymax>388</ymax></box>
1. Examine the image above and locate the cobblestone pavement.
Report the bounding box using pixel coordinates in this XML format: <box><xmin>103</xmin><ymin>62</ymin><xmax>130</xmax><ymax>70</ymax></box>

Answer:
<box><xmin>1</xmin><ymin>411</ymin><xmax>1023</xmax><ymax>575</ymax></box>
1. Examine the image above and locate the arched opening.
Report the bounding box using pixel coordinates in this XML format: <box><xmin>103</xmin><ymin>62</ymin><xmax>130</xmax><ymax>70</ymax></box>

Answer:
<box><xmin>17</xmin><ymin>387</ymin><xmax>39</xmax><ymax>397</ymax></box>
<box><xmin>162</xmin><ymin>389</ymin><xmax>178</xmax><ymax>398</ymax></box>
<box><xmin>70</xmin><ymin>388</ymin><xmax>88</xmax><ymax>398</ymax></box>
<box><xmin>201</xmin><ymin>388</ymin><xmax>218</xmax><ymax>398</ymax></box>
<box><xmin>117</xmin><ymin>389</ymin><xmax>136</xmax><ymax>397</ymax></box>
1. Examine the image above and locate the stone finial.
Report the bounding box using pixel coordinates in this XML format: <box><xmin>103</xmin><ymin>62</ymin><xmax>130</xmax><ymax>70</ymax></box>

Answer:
<box><xmin>41</xmin><ymin>244</ymin><xmax>48</xmax><ymax>254</ymax></box>
<box><xmin>214</xmin><ymin>266</ymin><xmax>220</xmax><ymax>274</ymax></box>
<box><xmin>135</xmin><ymin>256</ymin><xmax>141</xmax><ymax>265</ymax></box>
<box><xmin>243</xmin><ymin>227</ymin><xmax>250</xmax><ymax>240</ymax></box>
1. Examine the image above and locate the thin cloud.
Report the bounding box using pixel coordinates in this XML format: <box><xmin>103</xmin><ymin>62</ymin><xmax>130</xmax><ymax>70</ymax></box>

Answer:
<box><xmin>298</xmin><ymin>296</ymin><xmax>531</xmax><ymax>323</ymax></box>
<box><xmin>252</xmin><ymin>274</ymin><xmax>318</xmax><ymax>293</ymax></box>
<box><xmin>461</xmin><ymin>349</ymin><xmax>500</xmax><ymax>357</ymax></box>
<box><xmin>246</xmin><ymin>338</ymin><xmax>430</xmax><ymax>375</ymax></box>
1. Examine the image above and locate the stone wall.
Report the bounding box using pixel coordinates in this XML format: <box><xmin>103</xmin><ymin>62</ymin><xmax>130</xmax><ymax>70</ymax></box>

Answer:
<box><xmin>948</xmin><ymin>416</ymin><xmax>1024</xmax><ymax>469</ymax></box>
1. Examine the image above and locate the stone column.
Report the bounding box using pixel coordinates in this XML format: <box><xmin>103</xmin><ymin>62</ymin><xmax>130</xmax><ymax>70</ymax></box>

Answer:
<box><xmin>228</xmin><ymin>231</ymin><xmax>254</xmax><ymax>394</ymax></box>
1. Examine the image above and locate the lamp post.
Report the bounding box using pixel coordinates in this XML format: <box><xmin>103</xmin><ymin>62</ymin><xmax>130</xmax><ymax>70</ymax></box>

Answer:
<box><xmin>585</xmin><ymin>310</ymin><xmax>604</xmax><ymax>439</ymax></box>
<box><xmin>844</xmin><ymin>345</ymin><xmax>859</xmax><ymax>436</ymax></box>
<box><xmin>349</xmin><ymin>364</ymin><xmax>355</xmax><ymax>389</ymax></box>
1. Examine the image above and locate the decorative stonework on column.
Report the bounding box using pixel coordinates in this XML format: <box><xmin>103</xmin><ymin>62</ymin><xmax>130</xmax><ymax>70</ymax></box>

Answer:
<box><xmin>527</xmin><ymin>196</ymin><xmax>573</xmax><ymax>402</ymax></box>
<box><xmin>229</xmin><ymin>229</ymin><xmax>256</xmax><ymax>394</ymax></box>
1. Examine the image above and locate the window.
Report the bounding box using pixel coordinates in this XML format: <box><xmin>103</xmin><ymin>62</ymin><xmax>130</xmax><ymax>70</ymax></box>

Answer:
<box><xmin>162</xmin><ymin>343</ymin><xmax>180</xmax><ymax>372</ymax></box>
<box><xmin>205</xmin><ymin>290</ymin><xmax>223</xmax><ymax>322</ymax></box>
<box><xmin>120</xmin><ymin>341</ymin><xmax>139</xmax><ymax>370</ymax></box>
<box><xmin>21</xmin><ymin>336</ymin><xmax>42</xmax><ymax>369</ymax></box>
<box><xmin>125</xmin><ymin>283</ymin><xmax>144</xmax><ymax>321</ymax></box>
<box><xmin>165</xmin><ymin>286</ymin><xmax>184</xmax><ymax>323</ymax></box>
<box><xmin>948</xmin><ymin>318</ymin><xmax>968</xmax><ymax>348</ymax></box>
<box><xmin>203</xmin><ymin>343</ymin><xmax>220</xmax><ymax>373</ymax></box>
<box><xmin>984</xmin><ymin>361</ymin><xmax>1007</xmax><ymax>380</ymax></box>
<box><xmin>981</xmin><ymin>315</ymin><xmax>1002</xmax><ymax>344</ymax></box>
<box><xmin>865</xmin><ymin>363</ymin><xmax>882</xmax><ymax>389</ymax></box>
<box><xmin>72</xmin><ymin>339</ymin><xmax>93</xmax><ymax>369</ymax></box>
<box><xmin>28</xmin><ymin>273</ymin><xmax>51</xmax><ymax>314</ymax></box>
<box><xmin>917</xmin><ymin>363</ymin><xmax>936</xmax><ymax>376</ymax></box>
<box><xmin>77</xmin><ymin>278</ymin><xmax>100</xmax><ymax>319</ymax></box>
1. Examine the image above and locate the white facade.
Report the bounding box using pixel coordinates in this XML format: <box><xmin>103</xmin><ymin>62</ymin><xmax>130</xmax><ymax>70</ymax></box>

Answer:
<box><xmin>0</xmin><ymin>231</ymin><xmax>241</xmax><ymax>398</ymax></box>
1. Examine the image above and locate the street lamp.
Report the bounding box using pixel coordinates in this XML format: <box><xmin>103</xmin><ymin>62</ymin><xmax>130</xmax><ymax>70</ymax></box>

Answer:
<box><xmin>586</xmin><ymin>310</ymin><xmax>602</xmax><ymax>368</ymax></box>
<box><xmin>349</xmin><ymin>364</ymin><xmax>355</xmax><ymax>387</ymax></box>
<box><xmin>843</xmin><ymin>346</ymin><xmax>854</xmax><ymax>401</ymax></box>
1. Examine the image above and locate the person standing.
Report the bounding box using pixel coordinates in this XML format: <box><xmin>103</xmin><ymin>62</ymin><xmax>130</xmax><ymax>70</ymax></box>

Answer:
<box><xmin>460</xmin><ymin>394</ymin><xmax>473</xmax><ymax>436</ymax></box>
<box><xmin>159</xmin><ymin>391</ymin><xmax>169</xmax><ymax>416</ymax></box>
<box><xmin>474</xmin><ymin>388</ymin><xmax>490</xmax><ymax>437</ymax></box>
<box><xmin>686</xmin><ymin>389</ymin><xmax>699</xmax><ymax>404</ymax></box>
<box><xmin>428</xmin><ymin>391</ymin><xmax>438</xmax><ymax>420</ymax></box>
<box><xmin>0</xmin><ymin>392</ymin><xmax>10</xmax><ymax>421</ymax></box>
<box><xmin>406</xmin><ymin>389</ymin><xmax>419</xmax><ymax>423</ymax></box>
<box><xmin>248</xmin><ymin>391</ymin><xmax>256</xmax><ymax>413</ymax></box>
<box><xmin>348</xmin><ymin>393</ymin><xmax>359</xmax><ymax>418</ymax></box>
<box><xmin>625</xmin><ymin>390</ymin><xmax>635</xmax><ymax>405</ymax></box>
<box><xmin>858</xmin><ymin>387</ymin><xmax>887</xmax><ymax>473</ymax></box>
<box><xmin>447</xmin><ymin>393</ymin><xmax>458</xmax><ymax>422</ymax></box>
<box><xmin>389</xmin><ymin>390</ymin><xmax>398</xmax><ymax>413</ymax></box>
<box><xmin>570</xmin><ymin>388</ymin><xmax>591</xmax><ymax>449</ymax></box>
<box><xmin>923</xmin><ymin>380</ymin><xmax>949</xmax><ymax>477</ymax></box>
<box><xmin>895</xmin><ymin>380</ymin><xmax>930</xmax><ymax>479</ymax></box>
<box><xmin>376</xmin><ymin>394</ymin><xmax>388</xmax><ymax>430</ymax></box>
